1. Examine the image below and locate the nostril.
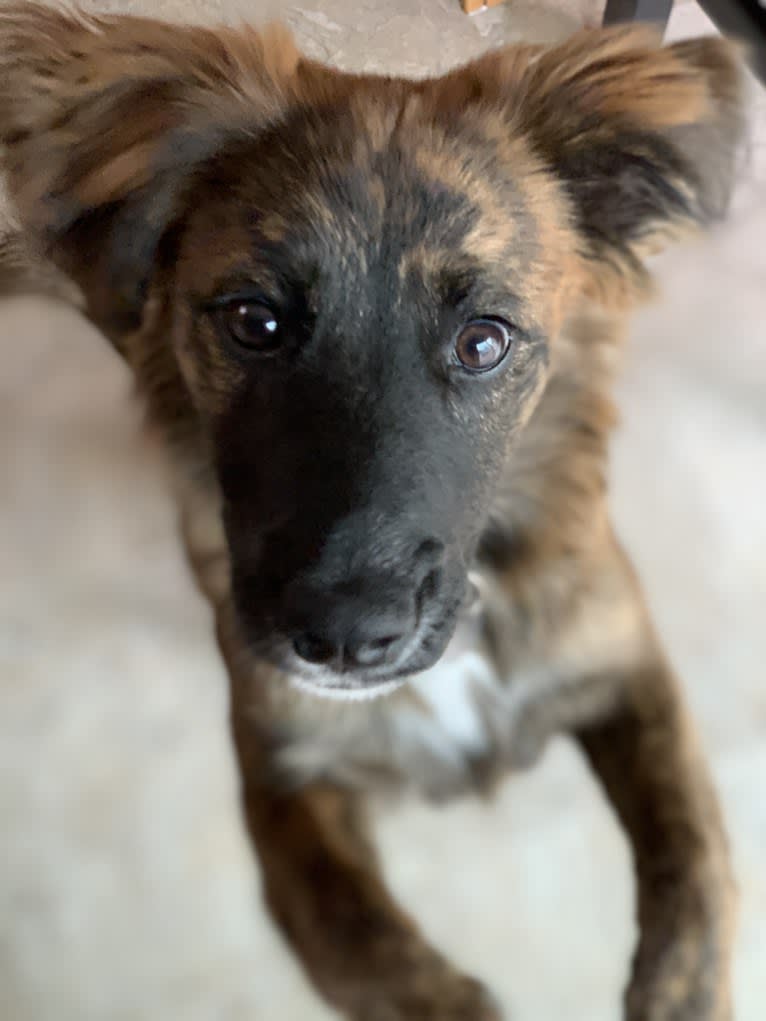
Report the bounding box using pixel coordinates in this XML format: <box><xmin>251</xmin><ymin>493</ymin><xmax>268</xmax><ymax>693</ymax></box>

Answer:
<box><xmin>415</xmin><ymin>538</ymin><xmax>445</xmax><ymax>565</ymax></box>
<box><xmin>293</xmin><ymin>633</ymin><xmax>338</xmax><ymax>665</ymax></box>
<box><xmin>369</xmin><ymin>635</ymin><xmax>397</xmax><ymax>651</ymax></box>
<box><xmin>417</xmin><ymin>566</ymin><xmax>442</xmax><ymax>608</ymax></box>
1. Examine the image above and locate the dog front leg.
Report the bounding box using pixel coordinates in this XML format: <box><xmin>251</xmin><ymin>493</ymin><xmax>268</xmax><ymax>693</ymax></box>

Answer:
<box><xmin>216</xmin><ymin>622</ymin><xmax>502</xmax><ymax>1021</ymax></box>
<box><xmin>237</xmin><ymin>776</ymin><xmax>503</xmax><ymax>1021</ymax></box>
<box><xmin>577</xmin><ymin>660</ymin><xmax>736</xmax><ymax>1021</ymax></box>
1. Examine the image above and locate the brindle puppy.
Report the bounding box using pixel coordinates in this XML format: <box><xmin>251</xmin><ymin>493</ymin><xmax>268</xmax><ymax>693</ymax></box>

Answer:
<box><xmin>0</xmin><ymin>5</ymin><xmax>747</xmax><ymax>1019</ymax></box>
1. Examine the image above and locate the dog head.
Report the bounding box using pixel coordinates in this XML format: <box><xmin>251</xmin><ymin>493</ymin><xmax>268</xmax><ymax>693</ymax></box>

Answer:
<box><xmin>1</xmin><ymin>5</ymin><xmax>744</xmax><ymax>696</ymax></box>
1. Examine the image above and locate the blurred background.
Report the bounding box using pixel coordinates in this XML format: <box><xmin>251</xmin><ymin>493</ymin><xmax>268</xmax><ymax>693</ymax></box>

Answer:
<box><xmin>1</xmin><ymin>1</ymin><xmax>764</xmax><ymax>1019</ymax></box>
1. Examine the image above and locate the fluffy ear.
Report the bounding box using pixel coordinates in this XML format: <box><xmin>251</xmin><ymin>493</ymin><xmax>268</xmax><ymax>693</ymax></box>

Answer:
<box><xmin>498</xmin><ymin>27</ymin><xmax>746</xmax><ymax>292</ymax></box>
<box><xmin>0</xmin><ymin>3</ymin><xmax>299</xmax><ymax>336</ymax></box>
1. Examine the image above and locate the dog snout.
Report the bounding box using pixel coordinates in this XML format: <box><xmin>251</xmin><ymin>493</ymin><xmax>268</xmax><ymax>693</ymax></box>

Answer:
<box><xmin>284</xmin><ymin>536</ymin><xmax>445</xmax><ymax>674</ymax></box>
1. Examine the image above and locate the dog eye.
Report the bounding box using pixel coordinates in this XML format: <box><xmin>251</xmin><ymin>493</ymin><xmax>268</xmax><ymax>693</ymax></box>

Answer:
<box><xmin>454</xmin><ymin>318</ymin><xmax>513</xmax><ymax>373</ymax></box>
<box><xmin>216</xmin><ymin>300</ymin><xmax>281</xmax><ymax>352</ymax></box>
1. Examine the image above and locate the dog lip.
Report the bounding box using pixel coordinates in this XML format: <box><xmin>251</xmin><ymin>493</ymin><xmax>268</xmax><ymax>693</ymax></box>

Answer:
<box><xmin>283</xmin><ymin>627</ymin><xmax>450</xmax><ymax>698</ymax></box>
<box><xmin>288</xmin><ymin>675</ymin><xmax>405</xmax><ymax>702</ymax></box>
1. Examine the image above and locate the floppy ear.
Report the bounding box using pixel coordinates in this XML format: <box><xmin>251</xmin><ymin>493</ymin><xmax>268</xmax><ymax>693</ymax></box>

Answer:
<box><xmin>0</xmin><ymin>3</ymin><xmax>298</xmax><ymax>337</ymax></box>
<box><xmin>497</xmin><ymin>27</ymin><xmax>746</xmax><ymax>294</ymax></box>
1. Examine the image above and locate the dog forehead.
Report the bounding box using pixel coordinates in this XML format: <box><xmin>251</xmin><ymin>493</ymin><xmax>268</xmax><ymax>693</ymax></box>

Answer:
<box><xmin>300</xmin><ymin>108</ymin><xmax>539</xmax><ymax>260</ymax></box>
<box><xmin>177</xmin><ymin>92</ymin><xmax>574</xmax><ymax>335</ymax></box>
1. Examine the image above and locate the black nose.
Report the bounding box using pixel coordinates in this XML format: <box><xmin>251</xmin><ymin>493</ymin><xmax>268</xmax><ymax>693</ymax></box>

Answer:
<box><xmin>292</xmin><ymin>614</ymin><xmax>408</xmax><ymax>670</ymax></box>
<box><xmin>286</xmin><ymin>538</ymin><xmax>444</xmax><ymax>673</ymax></box>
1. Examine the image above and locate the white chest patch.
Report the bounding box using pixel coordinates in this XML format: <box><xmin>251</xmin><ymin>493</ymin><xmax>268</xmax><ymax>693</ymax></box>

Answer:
<box><xmin>409</xmin><ymin>647</ymin><xmax>497</xmax><ymax>755</ymax></box>
<box><xmin>274</xmin><ymin>568</ymin><xmax>644</xmax><ymax>799</ymax></box>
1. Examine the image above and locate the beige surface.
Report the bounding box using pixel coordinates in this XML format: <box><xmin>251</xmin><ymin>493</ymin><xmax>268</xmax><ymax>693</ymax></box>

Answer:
<box><xmin>1</xmin><ymin>2</ymin><xmax>765</xmax><ymax>1020</ymax></box>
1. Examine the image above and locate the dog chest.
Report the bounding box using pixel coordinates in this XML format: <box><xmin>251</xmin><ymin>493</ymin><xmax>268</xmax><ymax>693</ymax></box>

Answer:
<box><xmin>273</xmin><ymin>614</ymin><xmax>550</xmax><ymax>800</ymax></box>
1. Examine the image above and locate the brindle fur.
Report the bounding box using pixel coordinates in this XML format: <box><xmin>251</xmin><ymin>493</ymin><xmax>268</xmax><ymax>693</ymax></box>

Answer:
<box><xmin>0</xmin><ymin>6</ymin><xmax>746</xmax><ymax>1019</ymax></box>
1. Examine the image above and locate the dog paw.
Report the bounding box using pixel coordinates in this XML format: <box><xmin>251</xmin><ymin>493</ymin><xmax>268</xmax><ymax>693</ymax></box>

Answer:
<box><xmin>351</xmin><ymin>973</ymin><xmax>504</xmax><ymax>1021</ymax></box>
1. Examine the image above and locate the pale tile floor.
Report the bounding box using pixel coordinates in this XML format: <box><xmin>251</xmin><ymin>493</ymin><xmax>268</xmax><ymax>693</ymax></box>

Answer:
<box><xmin>0</xmin><ymin>2</ymin><xmax>764</xmax><ymax>1020</ymax></box>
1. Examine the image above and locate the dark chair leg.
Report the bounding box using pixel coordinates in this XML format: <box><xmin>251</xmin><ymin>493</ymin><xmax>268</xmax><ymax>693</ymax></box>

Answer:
<box><xmin>603</xmin><ymin>0</ymin><xmax>674</xmax><ymax>31</ymax></box>
<box><xmin>696</xmin><ymin>0</ymin><xmax>766</xmax><ymax>83</ymax></box>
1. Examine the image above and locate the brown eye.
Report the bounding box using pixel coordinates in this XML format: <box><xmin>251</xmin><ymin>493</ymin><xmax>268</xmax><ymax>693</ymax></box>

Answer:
<box><xmin>454</xmin><ymin>318</ymin><xmax>513</xmax><ymax>373</ymax></box>
<box><xmin>218</xmin><ymin>300</ymin><xmax>281</xmax><ymax>352</ymax></box>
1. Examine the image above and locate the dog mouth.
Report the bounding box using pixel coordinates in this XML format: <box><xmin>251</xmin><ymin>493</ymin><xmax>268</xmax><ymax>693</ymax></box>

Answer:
<box><xmin>281</xmin><ymin>573</ymin><xmax>484</xmax><ymax>702</ymax></box>
<box><xmin>279</xmin><ymin>629</ymin><xmax>439</xmax><ymax>700</ymax></box>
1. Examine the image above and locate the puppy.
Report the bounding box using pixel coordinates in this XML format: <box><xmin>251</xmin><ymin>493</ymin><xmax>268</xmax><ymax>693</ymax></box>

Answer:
<box><xmin>0</xmin><ymin>5</ymin><xmax>746</xmax><ymax>1019</ymax></box>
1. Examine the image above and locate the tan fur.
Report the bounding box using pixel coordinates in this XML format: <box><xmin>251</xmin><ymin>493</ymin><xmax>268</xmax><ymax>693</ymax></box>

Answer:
<box><xmin>0</xmin><ymin>7</ymin><xmax>746</xmax><ymax>1020</ymax></box>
